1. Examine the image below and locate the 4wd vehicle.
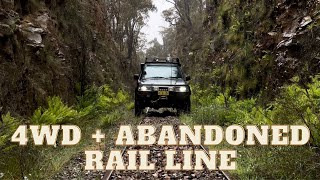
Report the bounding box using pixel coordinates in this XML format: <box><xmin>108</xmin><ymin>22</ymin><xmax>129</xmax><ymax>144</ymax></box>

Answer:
<box><xmin>134</xmin><ymin>57</ymin><xmax>191</xmax><ymax>116</ymax></box>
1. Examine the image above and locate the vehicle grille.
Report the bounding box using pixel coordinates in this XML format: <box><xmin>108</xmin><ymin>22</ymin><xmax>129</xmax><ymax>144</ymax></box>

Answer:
<box><xmin>159</xmin><ymin>87</ymin><xmax>169</xmax><ymax>91</ymax></box>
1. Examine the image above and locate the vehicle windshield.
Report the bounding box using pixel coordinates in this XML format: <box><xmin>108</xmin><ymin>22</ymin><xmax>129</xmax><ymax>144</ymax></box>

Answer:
<box><xmin>143</xmin><ymin>65</ymin><xmax>182</xmax><ymax>79</ymax></box>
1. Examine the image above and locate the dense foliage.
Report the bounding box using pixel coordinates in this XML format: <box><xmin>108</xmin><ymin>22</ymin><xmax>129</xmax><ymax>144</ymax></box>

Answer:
<box><xmin>181</xmin><ymin>76</ymin><xmax>320</xmax><ymax>178</ymax></box>
<box><xmin>1</xmin><ymin>0</ymin><xmax>320</xmax><ymax>179</ymax></box>
<box><xmin>150</xmin><ymin>0</ymin><xmax>320</xmax><ymax>179</ymax></box>
<box><xmin>147</xmin><ymin>0</ymin><xmax>320</xmax><ymax>146</ymax></box>
<box><xmin>148</xmin><ymin>0</ymin><xmax>320</xmax><ymax>98</ymax></box>
<box><xmin>0</xmin><ymin>85</ymin><xmax>133</xmax><ymax>179</ymax></box>
<box><xmin>0</xmin><ymin>0</ymin><xmax>154</xmax><ymax>116</ymax></box>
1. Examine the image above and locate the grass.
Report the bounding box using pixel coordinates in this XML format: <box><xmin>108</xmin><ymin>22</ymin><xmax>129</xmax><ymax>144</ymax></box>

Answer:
<box><xmin>211</xmin><ymin>143</ymin><xmax>320</xmax><ymax>179</ymax></box>
<box><xmin>28</xmin><ymin>117</ymin><xmax>97</xmax><ymax>179</ymax></box>
<box><xmin>180</xmin><ymin>80</ymin><xmax>320</xmax><ymax>179</ymax></box>
<box><xmin>181</xmin><ymin>106</ymin><xmax>320</xmax><ymax>179</ymax></box>
<box><xmin>0</xmin><ymin>85</ymin><xmax>136</xmax><ymax>179</ymax></box>
<box><xmin>21</xmin><ymin>108</ymin><xmax>138</xmax><ymax>179</ymax></box>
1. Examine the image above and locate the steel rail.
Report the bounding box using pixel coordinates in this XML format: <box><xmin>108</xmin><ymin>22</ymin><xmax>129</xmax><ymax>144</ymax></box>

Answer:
<box><xmin>104</xmin><ymin>109</ymin><xmax>231</xmax><ymax>180</ymax></box>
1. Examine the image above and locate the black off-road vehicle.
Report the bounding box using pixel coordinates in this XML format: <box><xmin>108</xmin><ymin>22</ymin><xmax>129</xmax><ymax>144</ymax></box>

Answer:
<box><xmin>133</xmin><ymin>57</ymin><xmax>191</xmax><ymax>116</ymax></box>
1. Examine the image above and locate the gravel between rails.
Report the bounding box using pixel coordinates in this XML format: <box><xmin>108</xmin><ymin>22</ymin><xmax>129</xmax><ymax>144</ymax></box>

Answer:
<box><xmin>54</xmin><ymin>111</ymin><xmax>229</xmax><ymax>180</ymax></box>
<box><xmin>108</xmin><ymin>112</ymin><xmax>229</xmax><ymax>180</ymax></box>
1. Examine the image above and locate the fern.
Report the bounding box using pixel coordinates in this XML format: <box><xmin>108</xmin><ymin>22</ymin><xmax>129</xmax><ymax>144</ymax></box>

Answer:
<box><xmin>31</xmin><ymin>96</ymin><xmax>78</xmax><ymax>124</ymax></box>
<box><xmin>0</xmin><ymin>113</ymin><xmax>19</xmax><ymax>151</ymax></box>
<box><xmin>77</xmin><ymin>85</ymin><xmax>131</xmax><ymax>115</ymax></box>
<box><xmin>188</xmin><ymin>76</ymin><xmax>320</xmax><ymax>146</ymax></box>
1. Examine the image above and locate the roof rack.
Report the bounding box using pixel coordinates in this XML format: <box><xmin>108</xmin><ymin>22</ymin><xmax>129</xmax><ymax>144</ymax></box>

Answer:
<box><xmin>145</xmin><ymin>57</ymin><xmax>180</xmax><ymax>65</ymax></box>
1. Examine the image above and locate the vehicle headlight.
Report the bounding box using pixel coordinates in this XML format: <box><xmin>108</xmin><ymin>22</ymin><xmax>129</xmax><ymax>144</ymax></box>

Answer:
<box><xmin>176</xmin><ymin>86</ymin><xmax>188</xmax><ymax>92</ymax></box>
<box><xmin>139</xmin><ymin>86</ymin><xmax>152</xmax><ymax>91</ymax></box>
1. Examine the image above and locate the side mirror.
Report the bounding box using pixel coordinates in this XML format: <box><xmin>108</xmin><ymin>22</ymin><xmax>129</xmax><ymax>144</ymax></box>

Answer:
<box><xmin>186</xmin><ymin>75</ymin><xmax>191</xmax><ymax>81</ymax></box>
<box><xmin>134</xmin><ymin>74</ymin><xmax>139</xmax><ymax>80</ymax></box>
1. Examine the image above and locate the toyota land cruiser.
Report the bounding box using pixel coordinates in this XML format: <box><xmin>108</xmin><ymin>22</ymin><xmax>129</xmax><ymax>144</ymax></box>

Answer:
<box><xmin>133</xmin><ymin>58</ymin><xmax>191</xmax><ymax>116</ymax></box>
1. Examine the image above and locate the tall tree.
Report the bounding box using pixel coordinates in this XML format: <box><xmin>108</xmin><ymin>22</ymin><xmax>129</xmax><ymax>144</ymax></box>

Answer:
<box><xmin>146</xmin><ymin>38</ymin><xmax>166</xmax><ymax>58</ymax></box>
<box><xmin>105</xmin><ymin>0</ymin><xmax>155</xmax><ymax>69</ymax></box>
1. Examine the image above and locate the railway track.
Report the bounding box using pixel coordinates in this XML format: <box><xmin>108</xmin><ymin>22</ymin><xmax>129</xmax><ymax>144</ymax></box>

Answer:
<box><xmin>104</xmin><ymin>110</ymin><xmax>231</xmax><ymax>180</ymax></box>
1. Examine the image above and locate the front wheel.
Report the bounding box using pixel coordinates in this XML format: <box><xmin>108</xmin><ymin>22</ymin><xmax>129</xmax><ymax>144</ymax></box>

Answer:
<box><xmin>177</xmin><ymin>98</ymin><xmax>191</xmax><ymax>115</ymax></box>
<box><xmin>134</xmin><ymin>100</ymin><xmax>143</xmax><ymax>116</ymax></box>
<box><xmin>184</xmin><ymin>99</ymin><xmax>191</xmax><ymax>114</ymax></box>
<box><xmin>183</xmin><ymin>98</ymin><xmax>191</xmax><ymax>113</ymax></box>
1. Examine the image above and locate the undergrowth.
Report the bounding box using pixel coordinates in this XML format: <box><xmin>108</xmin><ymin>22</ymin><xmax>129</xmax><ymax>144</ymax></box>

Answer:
<box><xmin>181</xmin><ymin>75</ymin><xmax>320</xmax><ymax>179</ymax></box>
<box><xmin>0</xmin><ymin>85</ymin><xmax>134</xmax><ymax>179</ymax></box>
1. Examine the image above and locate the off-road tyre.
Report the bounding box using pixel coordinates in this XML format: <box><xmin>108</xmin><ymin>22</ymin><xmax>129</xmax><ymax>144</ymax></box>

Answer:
<box><xmin>134</xmin><ymin>100</ymin><xmax>143</xmax><ymax>116</ymax></box>
<box><xmin>177</xmin><ymin>98</ymin><xmax>191</xmax><ymax>115</ymax></box>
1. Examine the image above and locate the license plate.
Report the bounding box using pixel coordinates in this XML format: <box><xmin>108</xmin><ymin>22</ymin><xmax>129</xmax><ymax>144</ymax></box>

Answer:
<box><xmin>158</xmin><ymin>90</ymin><xmax>169</xmax><ymax>96</ymax></box>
